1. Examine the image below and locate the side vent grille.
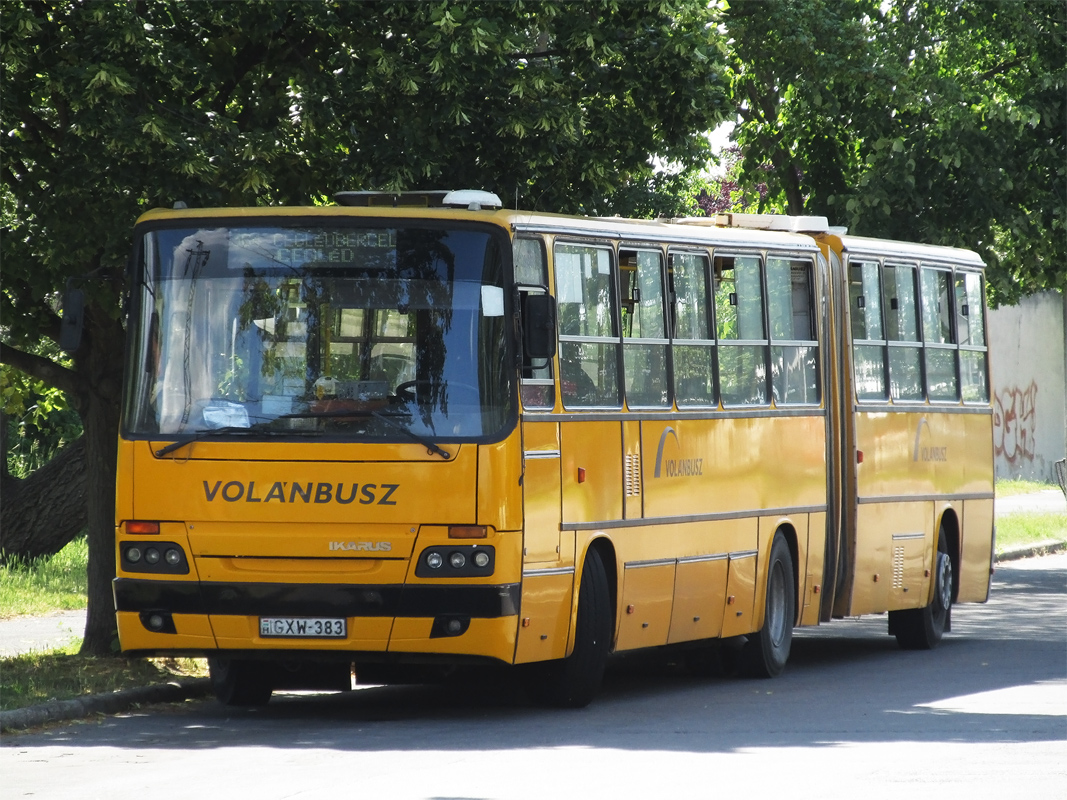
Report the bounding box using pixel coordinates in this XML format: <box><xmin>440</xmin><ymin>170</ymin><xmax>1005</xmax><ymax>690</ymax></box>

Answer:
<box><xmin>892</xmin><ymin>546</ymin><xmax>905</xmax><ymax>589</ymax></box>
<box><xmin>624</xmin><ymin>454</ymin><xmax>642</xmax><ymax>496</ymax></box>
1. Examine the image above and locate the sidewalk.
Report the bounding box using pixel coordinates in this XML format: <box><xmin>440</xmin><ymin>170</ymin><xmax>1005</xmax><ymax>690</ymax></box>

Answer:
<box><xmin>994</xmin><ymin>488</ymin><xmax>1067</xmax><ymax>517</ymax></box>
<box><xmin>0</xmin><ymin>610</ymin><xmax>84</xmax><ymax>658</ymax></box>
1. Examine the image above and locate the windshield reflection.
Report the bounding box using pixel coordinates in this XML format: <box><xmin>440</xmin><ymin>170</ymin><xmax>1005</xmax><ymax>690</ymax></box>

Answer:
<box><xmin>123</xmin><ymin>224</ymin><xmax>511</xmax><ymax>443</ymax></box>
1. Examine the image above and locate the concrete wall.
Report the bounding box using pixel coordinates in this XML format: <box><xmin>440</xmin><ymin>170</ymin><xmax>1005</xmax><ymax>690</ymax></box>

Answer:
<box><xmin>987</xmin><ymin>290</ymin><xmax>1067</xmax><ymax>482</ymax></box>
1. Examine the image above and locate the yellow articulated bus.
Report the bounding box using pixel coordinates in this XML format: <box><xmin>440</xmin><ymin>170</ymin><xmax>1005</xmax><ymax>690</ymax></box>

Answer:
<box><xmin>113</xmin><ymin>191</ymin><xmax>994</xmax><ymax>707</ymax></box>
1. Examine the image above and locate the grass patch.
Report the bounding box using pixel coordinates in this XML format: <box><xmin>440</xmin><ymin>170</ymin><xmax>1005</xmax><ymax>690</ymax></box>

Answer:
<box><xmin>0</xmin><ymin>649</ymin><xmax>207</xmax><ymax>712</ymax></box>
<box><xmin>0</xmin><ymin>536</ymin><xmax>88</xmax><ymax>618</ymax></box>
<box><xmin>995</xmin><ymin>479</ymin><xmax>1058</xmax><ymax>497</ymax></box>
<box><xmin>996</xmin><ymin>512</ymin><xmax>1067</xmax><ymax>554</ymax></box>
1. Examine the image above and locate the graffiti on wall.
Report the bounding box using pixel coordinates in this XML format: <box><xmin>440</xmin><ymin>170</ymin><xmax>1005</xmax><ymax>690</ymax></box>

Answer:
<box><xmin>993</xmin><ymin>381</ymin><xmax>1038</xmax><ymax>465</ymax></box>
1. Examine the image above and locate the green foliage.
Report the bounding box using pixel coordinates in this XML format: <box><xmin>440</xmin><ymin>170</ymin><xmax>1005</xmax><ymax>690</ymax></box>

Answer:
<box><xmin>724</xmin><ymin>0</ymin><xmax>1066</xmax><ymax>305</ymax></box>
<box><xmin>2</xmin><ymin>356</ymin><xmax>81</xmax><ymax>479</ymax></box>
<box><xmin>995</xmin><ymin>513</ymin><xmax>1067</xmax><ymax>555</ymax></box>
<box><xmin>0</xmin><ymin>536</ymin><xmax>88</xmax><ymax>616</ymax></box>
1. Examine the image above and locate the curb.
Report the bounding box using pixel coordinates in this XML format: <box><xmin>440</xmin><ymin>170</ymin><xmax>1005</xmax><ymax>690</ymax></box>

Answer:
<box><xmin>994</xmin><ymin>540</ymin><xmax>1067</xmax><ymax>562</ymax></box>
<box><xmin>0</xmin><ymin>678</ymin><xmax>211</xmax><ymax>733</ymax></box>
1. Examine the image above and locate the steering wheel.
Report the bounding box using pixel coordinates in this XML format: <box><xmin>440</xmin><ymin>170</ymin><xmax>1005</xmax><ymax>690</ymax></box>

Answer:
<box><xmin>394</xmin><ymin>380</ymin><xmax>430</xmax><ymax>403</ymax></box>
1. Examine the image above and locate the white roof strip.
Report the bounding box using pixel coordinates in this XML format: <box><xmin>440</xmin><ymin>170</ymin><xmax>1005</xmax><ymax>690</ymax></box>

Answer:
<box><xmin>673</xmin><ymin>213</ymin><xmax>830</xmax><ymax>233</ymax></box>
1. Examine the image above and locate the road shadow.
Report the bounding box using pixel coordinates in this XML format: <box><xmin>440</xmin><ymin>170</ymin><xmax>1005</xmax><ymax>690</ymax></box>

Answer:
<box><xmin>6</xmin><ymin>559</ymin><xmax>1064</xmax><ymax>755</ymax></box>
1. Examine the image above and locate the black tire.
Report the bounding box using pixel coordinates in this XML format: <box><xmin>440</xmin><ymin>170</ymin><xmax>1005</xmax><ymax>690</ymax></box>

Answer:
<box><xmin>529</xmin><ymin>547</ymin><xmax>612</xmax><ymax>708</ymax></box>
<box><xmin>208</xmin><ymin>656</ymin><xmax>273</xmax><ymax>706</ymax></box>
<box><xmin>741</xmin><ymin>533</ymin><xmax>795</xmax><ymax>678</ymax></box>
<box><xmin>891</xmin><ymin>528</ymin><xmax>952</xmax><ymax>650</ymax></box>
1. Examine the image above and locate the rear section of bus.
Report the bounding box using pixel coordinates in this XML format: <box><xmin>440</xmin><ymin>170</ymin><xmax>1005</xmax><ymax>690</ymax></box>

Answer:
<box><xmin>817</xmin><ymin>233</ymin><xmax>995</xmax><ymax>643</ymax></box>
<box><xmin>113</xmin><ymin>200</ymin><xmax>528</xmax><ymax>694</ymax></box>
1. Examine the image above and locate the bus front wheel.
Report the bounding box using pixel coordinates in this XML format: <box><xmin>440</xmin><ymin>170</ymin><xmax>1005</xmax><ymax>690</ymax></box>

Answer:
<box><xmin>890</xmin><ymin>530</ymin><xmax>952</xmax><ymax>650</ymax></box>
<box><xmin>742</xmin><ymin>532</ymin><xmax>795</xmax><ymax>678</ymax></box>
<box><xmin>528</xmin><ymin>547</ymin><xmax>612</xmax><ymax>708</ymax></box>
<box><xmin>208</xmin><ymin>656</ymin><xmax>273</xmax><ymax>706</ymax></box>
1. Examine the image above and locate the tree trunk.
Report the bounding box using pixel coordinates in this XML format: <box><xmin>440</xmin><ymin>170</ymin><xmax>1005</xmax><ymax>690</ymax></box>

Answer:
<box><xmin>77</xmin><ymin>307</ymin><xmax>126</xmax><ymax>656</ymax></box>
<box><xmin>772</xmin><ymin>148</ymin><xmax>807</xmax><ymax>215</ymax></box>
<box><xmin>0</xmin><ymin>437</ymin><xmax>88</xmax><ymax>561</ymax></box>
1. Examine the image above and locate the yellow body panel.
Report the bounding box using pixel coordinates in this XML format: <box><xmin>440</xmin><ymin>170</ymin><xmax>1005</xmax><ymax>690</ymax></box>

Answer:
<box><xmin>640</xmin><ymin>416</ymin><xmax>826</xmax><ymax>519</ymax></box>
<box><xmin>116</xmin><ymin>611</ymin><xmax>216</xmax><ymax>652</ymax></box>
<box><xmin>800</xmin><ymin>512</ymin><xmax>826</xmax><ymax>626</ymax></box>
<box><xmin>514</xmin><ymin>571</ymin><xmax>575</xmax><ymax>663</ymax></box>
<box><xmin>520</xmin><ymin>421</ymin><xmax>563</xmax><ymax>564</ymax></box>
<box><xmin>561</xmin><ymin>421</ymin><xmax>624</xmax><ymax>524</ymax></box>
<box><xmin>388</xmin><ymin>616</ymin><xmax>517</xmax><ymax>662</ymax></box>
<box><xmin>720</xmin><ymin>553</ymin><xmax>758</xmax><ymax>638</ymax></box>
<box><xmin>668</xmin><ymin>556</ymin><xmax>728</xmax><ymax>643</ymax></box>
<box><xmin>477</xmin><ymin>435</ymin><xmax>523</xmax><ymax>532</ymax></box>
<box><xmin>850</xmin><ymin>502</ymin><xmax>931</xmax><ymax>615</ymax></box>
<box><xmin>616</xmin><ymin>561</ymin><xmax>676</xmax><ymax>651</ymax></box>
<box><xmin>959</xmin><ymin>499</ymin><xmax>994</xmax><ymax>602</ymax></box>
<box><xmin>194</xmin><ymin>555</ymin><xmax>408</xmax><ymax>585</ymax></box>
<box><xmin>855</xmin><ymin>411</ymin><xmax>994</xmax><ymax>500</ymax></box>
<box><xmin>847</xmin><ymin>409</ymin><xmax>995</xmax><ymax>616</ymax></box>
<box><xmin>131</xmin><ymin>440</ymin><xmax>477</xmax><ymax>526</ymax></box>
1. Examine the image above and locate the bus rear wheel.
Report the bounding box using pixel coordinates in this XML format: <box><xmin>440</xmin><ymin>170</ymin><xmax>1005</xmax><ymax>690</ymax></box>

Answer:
<box><xmin>208</xmin><ymin>656</ymin><xmax>273</xmax><ymax>706</ymax></box>
<box><xmin>890</xmin><ymin>529</ymin><xmax>952</xmax><ymax>650</ymax></box>
<box><xmin>742</xmin><ymin>533</ymin><xmax>795</xmax><ymax>678</ymax></box>
<box><xmin>528</xmin><ymin>546</ymin><xmax>612</xmax><ymax>708</ymax></box>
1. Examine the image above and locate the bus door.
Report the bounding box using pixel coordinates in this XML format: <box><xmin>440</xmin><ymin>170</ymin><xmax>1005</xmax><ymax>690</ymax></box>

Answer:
<box><xmin>513</xmin><ymin>238</ymin><xmax>572</xmax><ymax>664</ymax></box>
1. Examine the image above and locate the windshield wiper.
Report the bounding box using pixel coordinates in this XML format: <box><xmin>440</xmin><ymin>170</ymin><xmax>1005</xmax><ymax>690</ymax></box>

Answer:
<box><xmin>154</xmin><ymin>425</ymin><xmax>320</xmax><ymax>458</ymax></box>
<box><xmin>276</xmin><ymin>409</ymin><xmax>451</xmax><ymax>460</ymax></box>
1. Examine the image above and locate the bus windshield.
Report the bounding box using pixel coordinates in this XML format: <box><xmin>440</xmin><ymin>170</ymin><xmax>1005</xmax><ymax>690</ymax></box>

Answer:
<box><xmin>123</xmin><ymin>223</ymin><xmax>511</xmax><ymax>443</ymax></box>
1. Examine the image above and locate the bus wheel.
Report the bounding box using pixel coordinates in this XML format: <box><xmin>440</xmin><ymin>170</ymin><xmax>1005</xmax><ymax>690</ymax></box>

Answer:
<box><xmin>890</xmin><ymin>530</ymin><xmax>952</xmax><ymax>650</ymax></box>
<box><xmin>742</xmin><ymin>533</ymin><xmax>795</xmax><ymax>678</ymax></box>
<box><xmin>529</xmin><ymin>547</ymin><xmax>612</xmax><ymax>708</ymax></box>
<box><xmin>208</xmin><ymin>656</ymin><xmax>273</xmax><ymax>706</ymax></box>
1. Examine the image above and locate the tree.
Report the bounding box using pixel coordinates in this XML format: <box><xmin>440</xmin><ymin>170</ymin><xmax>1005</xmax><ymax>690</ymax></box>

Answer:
<box><xmin>1</xmin><ymin>1</ymin><xmax>730</xmax><ymax>653</ymax></box>
<box><xmin>2</xmin><ymin>358</ymin><xmax>86</xmax><ymax>560</ymax></box>
<box><xmin>724</xmin><ymin>0</ymin><xmax>1066</xmax><ymax>305</ymax></box>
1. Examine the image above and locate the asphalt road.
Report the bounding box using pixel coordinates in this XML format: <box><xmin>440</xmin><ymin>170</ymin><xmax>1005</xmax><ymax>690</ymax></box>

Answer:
<box><xmin>3</xmin><ymin>554</ymin><xmax>1065</xmax><ymax>800</ymax></box>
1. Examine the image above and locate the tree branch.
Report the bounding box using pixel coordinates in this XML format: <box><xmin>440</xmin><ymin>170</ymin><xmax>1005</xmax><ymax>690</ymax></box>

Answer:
<box><xmin>0</xmin><ymin>342</ymin><xmax>83</xmax><ymax>398</ymax></box>
<box><xmin>507</xmin><ymin>50</ymin><xmax>564</xmax><ymax>61</ymax></box>
<box><xmin>977</xmin><ymin>57</ymin><xmax>1025</xmax><ymax>82</ymax></box>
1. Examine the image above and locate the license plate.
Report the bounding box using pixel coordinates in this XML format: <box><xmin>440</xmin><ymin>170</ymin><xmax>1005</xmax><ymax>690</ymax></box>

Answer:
<box><xmin>259</xmin><ymin>617</ymin><xmax>347</xmax><ymax>639</ymax></box>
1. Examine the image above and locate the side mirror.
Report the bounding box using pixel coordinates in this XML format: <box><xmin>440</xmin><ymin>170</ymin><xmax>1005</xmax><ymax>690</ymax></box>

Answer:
<box><xmin>59</xmin><ymin>288</ymin><xmax>85</xmax><ymax>353</ymax></box>
<box><xmin>522</xmin><ymin>293</ymin><xmax>556</xmax><ymax>361</ymax></box>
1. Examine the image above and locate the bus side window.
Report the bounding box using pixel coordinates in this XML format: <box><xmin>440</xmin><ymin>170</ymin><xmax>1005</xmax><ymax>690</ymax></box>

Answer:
<box><xmin>555</xmin><ymin>242</ymin><xmax>620</xmax><ymax>408</ymax></box>
<box><xmin>620</xmin><ymin>247</ymin><xmax>669</xmax><ymax>408</ymax></box>
<box><xmin>956</xmin><ymin>271</ymin><xmax>989</xmax><ymax>403</ymax></box>
<box><xmin>882</xmin><ymin>263</ymin><xmax>923</xmax><ymax>401</ymax></box>
<box><xmin>849</xmin><ymin>259</ymin><xmax>887</xmax><ymax>400</ymax></box>
<box><xmin>715</xmin><ymin>254</ymin><xmax>768</xmax><ymax>406</ymax></box>
<box><xmin>920</xmin><ymin>266</ymin><xmax>959</xmax><ymax>401</ymax></box>
<box><xmin>767</xmin><ymin>255</ymin><xmax>819</xmax><ymax>405</ymax></box>
<box><xmin>670</xmin><ymin>250</ymin><xmax>715</xmax><ymax>407</ymax></box>
<box><xmin>514</xmin><ymin>237</ymin><xmax>555</xmax><ymax>410</ymax></box>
